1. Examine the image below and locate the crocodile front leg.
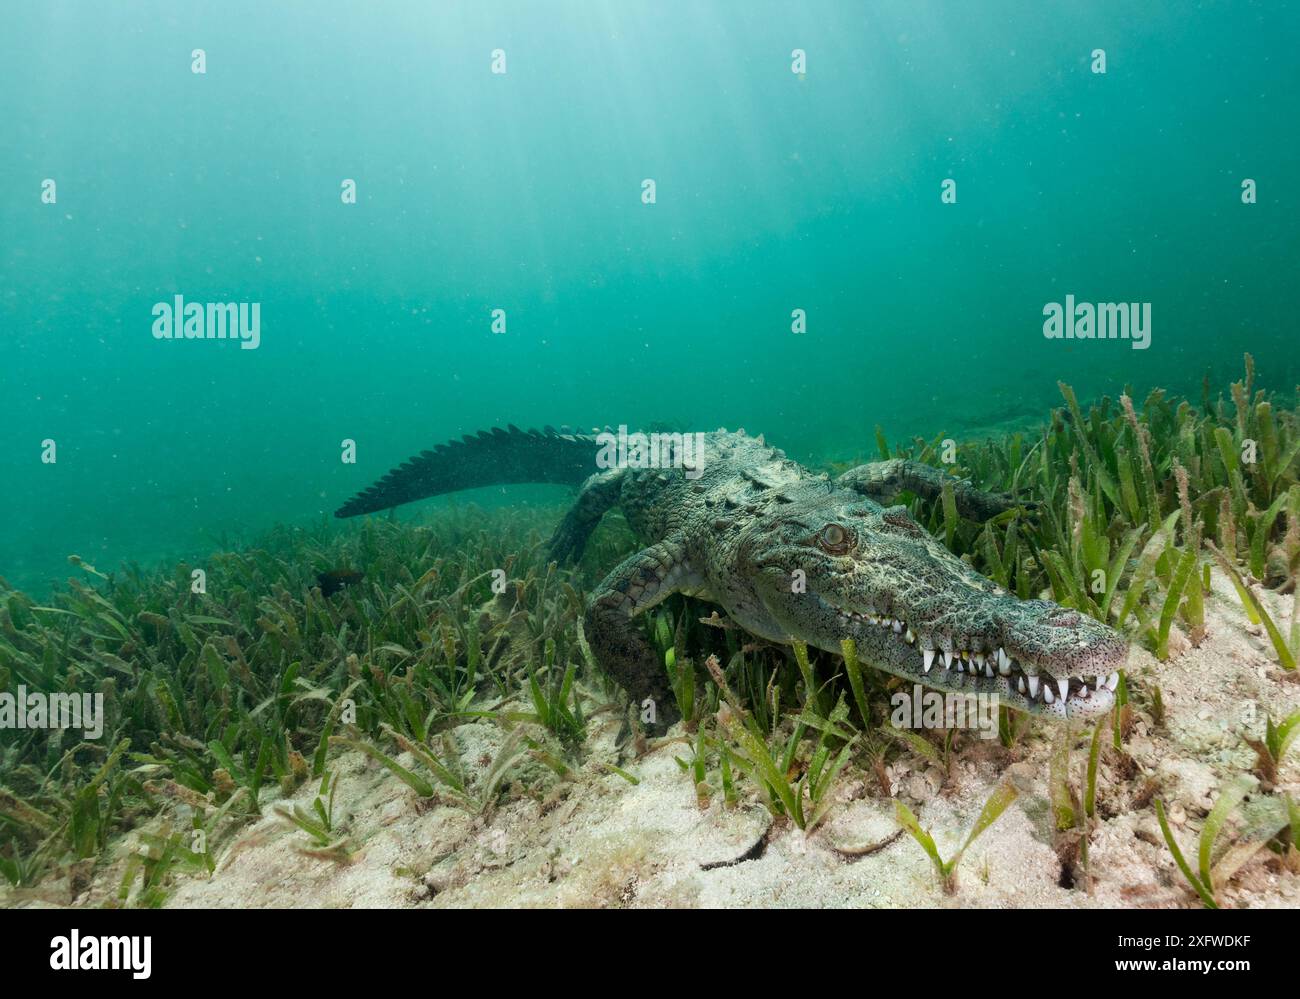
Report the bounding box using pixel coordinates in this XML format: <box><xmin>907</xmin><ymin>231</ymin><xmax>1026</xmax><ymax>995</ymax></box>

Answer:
<box><xmin>836</xmin><ymin>458</ymin><xmax>1035</xmax><ymax>521</ymax></box>
<box><xmin>584</xmin><ymin>537</ymin><xmax>695</xmax><ymax>735</ymax></box>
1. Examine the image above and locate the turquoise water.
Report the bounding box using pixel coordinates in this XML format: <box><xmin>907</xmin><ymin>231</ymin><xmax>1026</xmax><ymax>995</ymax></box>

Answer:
<box><xmin>2</xmin><ymin>1</ymin><xmax>1297</xmax><ymax>594</ymax></box>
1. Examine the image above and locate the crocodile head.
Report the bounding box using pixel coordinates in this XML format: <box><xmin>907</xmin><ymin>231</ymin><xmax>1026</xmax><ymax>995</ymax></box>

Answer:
<box><xmin>737</xmin><ymin>484</ymin><xmax>1127</xmax><ymax>720</ymax></box>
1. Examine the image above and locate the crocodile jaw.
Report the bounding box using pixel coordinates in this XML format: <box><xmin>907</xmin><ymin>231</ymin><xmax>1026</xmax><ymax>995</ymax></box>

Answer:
<box><xmin>738</xmin><ymin>493</ymin><xmax>1129</xmax><ymax>721</ymax></box>
<box><xmin>814</xmin><ymin>595</ymin><xmax>1125</xmax><ymax>721</ymax></box>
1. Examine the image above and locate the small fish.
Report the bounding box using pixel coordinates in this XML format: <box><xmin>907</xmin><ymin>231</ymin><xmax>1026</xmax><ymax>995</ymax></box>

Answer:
<box><xmin>317</xmin><ymin>569</ymin><xmax>363</xmax><ymax>596</ymax></box>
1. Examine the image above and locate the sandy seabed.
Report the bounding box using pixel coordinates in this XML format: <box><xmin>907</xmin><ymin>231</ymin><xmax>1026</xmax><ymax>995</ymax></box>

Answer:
<box><xmin>7</xmin><ymin>572</ymin><xmax>1298</xmax><ymax>910</ymax></box>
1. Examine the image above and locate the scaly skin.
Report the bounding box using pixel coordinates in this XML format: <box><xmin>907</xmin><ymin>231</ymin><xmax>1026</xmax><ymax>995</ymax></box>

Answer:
<box><xmin>337</xmin><ymin>426</ymin><xmax>1128</xmax><ymax>733</ymax></box>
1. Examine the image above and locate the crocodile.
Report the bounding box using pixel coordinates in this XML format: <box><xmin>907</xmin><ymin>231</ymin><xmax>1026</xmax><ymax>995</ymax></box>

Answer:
<box><xmin>335</xmin><ymin>425</ymin><xmax>1127</xmax><ymax>732</ymax></box>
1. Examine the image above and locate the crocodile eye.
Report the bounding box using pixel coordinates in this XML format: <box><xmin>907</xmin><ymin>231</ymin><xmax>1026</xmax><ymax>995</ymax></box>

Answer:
<box><xmin>817</xmin><ymin>523</ymin><xmax>852</xmax><ymax>553</ymax></box>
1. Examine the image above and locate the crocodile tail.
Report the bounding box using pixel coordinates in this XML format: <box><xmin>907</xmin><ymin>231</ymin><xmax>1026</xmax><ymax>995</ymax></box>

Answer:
<box><xmin>334</xmin><ymin>425</ymin><xmax>601</xmax><ymax>518</ymax></box>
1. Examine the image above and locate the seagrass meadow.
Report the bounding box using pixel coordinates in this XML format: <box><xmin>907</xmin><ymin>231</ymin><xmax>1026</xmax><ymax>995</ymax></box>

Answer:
<box><xmin>1</xmin><ymin>359</ymin><xmax>1297</xmax><ymax>908</ymax></box>
<box><xmin>4</xmin><ymin>2</ymin><xmax>1300</xmax><ymax>915</ymax></box>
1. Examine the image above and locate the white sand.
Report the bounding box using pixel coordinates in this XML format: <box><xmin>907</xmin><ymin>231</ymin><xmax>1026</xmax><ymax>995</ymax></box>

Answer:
<box><xmin>7</xmin><ymin>572</ymin><xmax>1298</xmax><ymax>909</ymax></box>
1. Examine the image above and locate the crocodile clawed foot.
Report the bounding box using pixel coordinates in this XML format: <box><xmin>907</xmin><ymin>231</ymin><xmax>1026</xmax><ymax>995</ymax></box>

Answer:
<box><xmin>546</xmin><ymin>523</ymin><xmax>586</xmax><ymax>565</ymax></box>
<box><xmin>614</xmin><ymin>712</ymin><xmax>636</xmax><ymax>752</ymax></box>
<box><xmin>965</xmin><ymin>486</ymin><xmax>1041</xmax><ymax>523</ymax></box>
<box><xmin>1006</xmin><ymin>496</ymin><xmax>1042</xmax><ymax>525</ymax></box>
<box><xmin>999</xmin><ymin>494</ymin><xmax>1040</xmax><ymax>516</ymax></box>
<box><xmin>614</xmin><ymin>711</ymin><xmax>681</xmax><ymax>759</ymax></box>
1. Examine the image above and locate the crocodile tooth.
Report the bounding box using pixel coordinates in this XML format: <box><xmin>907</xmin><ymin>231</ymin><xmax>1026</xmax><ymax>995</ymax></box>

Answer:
<box><xmin>943</xmin><ymin>651</ymin><xmax>954</xmax><ymax>669</ymax></box>
<box><xmin>1017</xmin><ymin>676</ymin><xmax>1026</xmax><ymax>694</ymax></box>
<box><xmin>973</xmin><ymin>652</ymin><xmax>985</xmax><ymax>669</ymax></box>
<box><xmin>892</xmin><ymin>620</ymin><xmax>903</xmax><ymax>634</ymax></box>
<box><xmin>1043</xmin><ymin>684</ymin><xmax>1055</xmax><ymax>704</ymax></box>
<box><xmin>1058</xmin><ymin>679</ymin><xmax>1069</xmax><ymax>702</ymax></box>
<box><xmin>984</xmin><ymin>660</ymin><xmax>994</xmax><ymax>678</ymax></box>
<box><xmin>1104</xmin><ymin>672</ymin><xmax>1120</xmax><ymax>691</ymax></box>
<box><xmin>922</xmin><ymin>649</ymin><xmax>935</xmax><ymax>673</ymax></box>
<box><xmin>1027</xmin><ymin>675</ymin><xmax>1040</xmax><ymax>698</ymax></box>
<box><xmin>997</xmin><ymin>648</ymin><xmax>1011</xmax><ymax>672</ymax></box>
<box><xmin>904</xmin><ymin>627</ymin><xmax>915</xmax><ymax>643</ymax></box>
